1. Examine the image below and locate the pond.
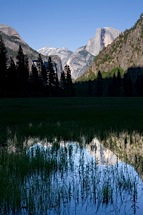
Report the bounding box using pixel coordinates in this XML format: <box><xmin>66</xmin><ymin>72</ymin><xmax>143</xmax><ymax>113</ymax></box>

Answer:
<box><xmin>1</xmin><ymin>131</ymin><xmax>143</xmax><ymax>215</ymax></box>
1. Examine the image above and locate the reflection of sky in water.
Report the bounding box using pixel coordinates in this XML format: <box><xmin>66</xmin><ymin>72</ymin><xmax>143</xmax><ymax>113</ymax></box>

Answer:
<box><xmin>22</xmin><ymin>138</ymin><xmax>143</xmax><ymax>215</ymax></box>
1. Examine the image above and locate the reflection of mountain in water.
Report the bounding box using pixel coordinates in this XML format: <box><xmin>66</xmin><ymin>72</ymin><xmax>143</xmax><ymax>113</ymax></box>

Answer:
<box><xmin>87</xmin><ymin>137</ymin><xmax>119</xmax><ymax>165</ymax></box>
<box><xmin>6</xmin><ymin>131</ymin><xmax>143</xmax><ymax>175</ymax></box>
<box><xmin>21</xmin><ymin>132</ymin><xmax>143</xmax><ymax>179</ymax></box>
<box><xmin>2</xmin><ymin>131</ymin><xmax>143</xmax><ymax>214</ymax></box>
<box><xmin>85</xmin><ymin>132</ymin><xmax>143</xmax><ymax>179</ymax></box>
<box><xmin>98</xmin><ymin>131</ymin><xmax>143</xmax><ymax>179</ymax></box>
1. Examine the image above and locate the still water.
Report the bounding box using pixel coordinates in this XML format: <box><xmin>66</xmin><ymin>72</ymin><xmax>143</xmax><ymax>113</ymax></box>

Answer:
<box><xmin>1</xmin><ymin>133</ymin><xmax>143</xmax><ymax>215</ymax></box>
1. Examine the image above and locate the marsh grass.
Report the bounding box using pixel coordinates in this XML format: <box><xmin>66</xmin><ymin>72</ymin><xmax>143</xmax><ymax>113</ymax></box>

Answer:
<box><xmin>0</xmin><ymin>140</ymin><xmax>143</xmax><ymax>214</ymax></box>
<box><xmin>0</xmin><ymin>142</ymin><xmax>70</xmax><ymax>214</ymax></box>
<box><xmin>1</xmin><ymin>97</ymin><xmax>143</xmax><ymax>147</ymax></box>
<box><xmin>1</xmin><ymin>97</ymin><xmax>143</xmax><ymax>214</ymax></box>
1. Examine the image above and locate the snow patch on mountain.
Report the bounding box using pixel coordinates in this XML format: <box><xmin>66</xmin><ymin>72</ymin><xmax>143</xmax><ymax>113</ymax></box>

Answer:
<box><xmin>38</xmin><ymin>47</ymin><xmax>73</xmax><ymax>67</ymax></box>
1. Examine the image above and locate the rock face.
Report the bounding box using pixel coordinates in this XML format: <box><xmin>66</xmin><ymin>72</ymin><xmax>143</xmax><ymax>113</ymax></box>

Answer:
<box><xmin>86</xmin><ymin>27</ymin><xmax>120</xmax><ymax>56</ymax></box>
<box><xmin>50</xmin><ymin>55</ymin><xmax>63</xmax><ymax>80</ymax></box>
<box><xmin>67</xmin><ymin>27</ymin><xmax>119</xmax><ymax>80</ymax></box>
<box><xmin>38</xmin><ymin>27</ymin><xmax>120</xmax><ymax>80</ymax></box>
<box><xmin>0</xmin><ymin>24</ymin><xmax>39</xmax><ymax>60</ymax></box>
<box><xmin>84</xmin><ymin>15</ymin><xmax>143</xmax><ymax>78</ymax></box>
<box><xmin>38</xmin><ymin>47</ymin><xmax>73</xmax><ymax>67</ymax></box>
<box><xmin>0</xmin><ymin>24</ymin><xmax>63</xmax><ymax>76</ymax></box>
<box><xmin>0</xmin><ymin>25</ymin><xmax>25</xmax><ymax>42</ymax></box>
<box><xmin>66</xmin><ymin>46</ymin><xmax>95</xmax><ymax>80</ymax></box>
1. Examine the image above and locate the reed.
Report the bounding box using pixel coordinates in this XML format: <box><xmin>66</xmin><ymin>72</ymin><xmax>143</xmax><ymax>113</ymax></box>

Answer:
<box><xmin>0</xmin><ymin>140</ymin><xmax>142</xmax><ymax>214</ymax></box>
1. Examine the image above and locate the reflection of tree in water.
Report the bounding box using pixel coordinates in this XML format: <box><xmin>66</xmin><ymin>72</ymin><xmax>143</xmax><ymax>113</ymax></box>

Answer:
<box><xmin>1</xmin><ymin>135</ymin><xmax>143</xmax><ymax>215</ymax></box>
<box><xmin>101</xmin><ymin>131</ymin><xmax>143</xmax><ymax>180</ymax></box>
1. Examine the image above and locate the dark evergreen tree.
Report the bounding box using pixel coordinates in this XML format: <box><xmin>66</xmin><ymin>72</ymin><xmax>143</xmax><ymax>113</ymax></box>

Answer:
<box><xmin>88</xmin><ymin>80</ymin><xmax>92</xmax><ymax>97</ymax></box>
<box><xmin>60</xmin><ymin>71</ymin><xmax>66</xmax><ymax>89</ymax></box>
<box><xmin>37</xmin><ymin>54</ymin><xmax>43</xmax><ymax>81</ymax></box>
<box><xmin>59</xmin><ymin>71</ymin><xmax>66</xmax><ymax>96</ymax></box>
<box><xmin>135</xmin><ymin>72</ymin><xmax>140</xmax><ymax>96</ymax></box>
<box><xmin>0</xmin><ymin>35</ymin><xmax>7</xmax><ymax>93</ymax></box>
<box><xmin>95</xmin><ymin>71</ymin><xmax>103</xmax><ymax>96</ymax></box>
<box><xmin>16</xmin><ymin>45</ymin><xmax>24</xmax><ymax>78</ymax></box>
<box><xmin>107</xmin><ymin>77</ymin><xmax>113</xmax><ymax>96</ymax></box>
<box><xmin>31</xmin><ymin>64</ymin><xmax>38</xmax><ymax>81</ymax></box>
<box><xmin>64</xmin><ymin>65</ymin><xmax>74</xmax><ymax>96</ymax></box>
<box><xmin>55</xmin><ymin>70</ymin><xmax>59</xmax><ymax>95</ymax></box>
<box><xmin>123</xmin><ymin>73</ymin><xmax>133</xmax><ymax>96</ymax></box>
<box><xmin>16</xmin><ymin>45</ymin><xmax>29</xmax><ymax>95</ymax></box>
<box><xmin>135</xmin><ymin>71</ymin><xmax>143</xmax><ymax>96</ymax></box>
<box><xmin>108</xmin><ymin>72</ymin><xmax>121</xmax><ymax>97</ymax></box>
<box><xmin>7</xmin><ymin>57</ymin><xmax>17</xmax><ymax>95</ymax></box>
<box><xmin>47</xmin><ymin>56</ymin><xmax>58</xmax><ymax>96</ymax></box>
<box><xmin>116</xmin><ymin>70</ymin><xmax>122</xmax><ymax>96</ymax></box>
<box><xmin>24</xmin><ymin>55</ymin><xmax>29</xmax><ymax>82</ymax></box>
<box><xmin>30</xmin><ymin>64</ymin><xmax>40</xmax><ymax>95</ymax></box>
<box><xmin>41</xmin><ymin>64</ymin><xmax>47</xmax><ymax>87</ymax></box>
<box><xmin>111</xmin><ymin>73</ymin><xmax>117</xmax><ymax>96</ymax></box>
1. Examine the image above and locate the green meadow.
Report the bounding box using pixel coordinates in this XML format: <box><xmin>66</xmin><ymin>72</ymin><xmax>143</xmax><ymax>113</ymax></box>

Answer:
<box><xmin>0</xmin><ymin>97</ymin><xmax>143</xmax><ymax>133</ymax></box>
<box><xmin>0</xmin><ymin>97</ymin><xmax>143</xmax><ymax>145</ymax></box>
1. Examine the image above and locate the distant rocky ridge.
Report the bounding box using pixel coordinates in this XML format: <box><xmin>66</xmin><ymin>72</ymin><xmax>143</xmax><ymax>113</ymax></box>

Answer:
<box><xmin>38</xmin><ymin>27</ymin><xmax>120</xmax><ymax>80</ymax></box>
<box><xmin>0</xmin><ymin>24</ymin><xmax>38</xmax><ymax>60</ymax></box>
<box><xmin>84</xmin><ymin>15</ymin><xmax>143</xmax><ymax>79</ymax></box>
<box><xmin>66</xmin><ymin>46</ymin><xmax>95</xmax><ymax>80</ymax></box>
<box><xmin>0</xmin><ymin>24</ymin><xmax>63</xmax><ymax>76</ymax></box>
<box><xmin>38</xmin><ymin>46</ymin><xmax>95</xmax><ymax>80</ymax></box>
<box><xmin>0</xmin><ymin>24</ymin><xmax>120</xmax><ymax>80</ymax></box>
<box><xmin>38</xmin><ymin>47</ymin><xmax>73</xmax><ymax>67</ymax></box>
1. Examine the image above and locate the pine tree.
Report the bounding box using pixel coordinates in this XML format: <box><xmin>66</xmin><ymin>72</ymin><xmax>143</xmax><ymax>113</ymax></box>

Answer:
<box><xmin>47</xmin><ymin>57</ymin><xmax>55</xmax><ymax>87</ymax></box>
<box><xmin>41</xmin><ymin>64</ymin><xmax>47</xmax><ymax>87</ymax></box>
<box><xmin>95</xmin><ymin>71</ymin><xmax>103</xmax><ymax>96</ymax></box>
<box><xmin>46</xmin><ymin>56</ymin><xmax>58</xmax><ymax>96</ymax></box>
<box><xmin>16</xmin><ymin>45</ymin><xmax>29</xmax><ymax>94</ymax></box>
<box><xmin>88</xmin><ymin>80</ymin><xmax>92</xmax><ymax>97</ymax></box>
<box><xmin>60</xmin><ymin>71</ymin><xmax>66</xmax><ymax>89</ymax></box>
<box><xmin>24</xmin><ymin>55</ymin><xmax>29</xmax><ymax>82</ymax></box>
<box><xmin>116</xmin><ymin>70</ymin><xmax>122</xmax><ymax>96</ymax></box>
<box><xmin>37</xmin><ymin>54</ymin><xmax>43</xmax><ymax>80</ymax></box>
<box><xmin>31</xmin><ymin>64</ymin><xmax>38</xmax><ymax>80</ymax></box>
<box><xmin>55</xmin><ymin>70</ymin><xmax>59</xmax><ymax>92</ymax></box>
<box><xmin>7</xmin><ymin>57</ymin><xmax>17</xmax><ymax>95</ymax></box>
<box><xmin>111</xmin><ymin>73</ymin><xmax>117</xmax><ymax>96</ymax></box>
<box><xmin>135</xmin><ymin>72</ymin><xmax>143</xmax><ymax>96</ymax></box>
<box><xmin>123</xmin><ymin>73</ymin><xmax>133</xmax><ymax>96</ymax></box>
<box><xmin>0</xmin><ymin>35</ymin><xmax>7</xmax><ymax>92</ymax></box>
<box><xmin>64</xmin><ymin>65</ymin><xmax>74</xmax><ymax>96</ymax></box>
<box><xmin>31</xmin><ymin>64</ymin><xmax>39</xmax><ymax>94</ymax></box>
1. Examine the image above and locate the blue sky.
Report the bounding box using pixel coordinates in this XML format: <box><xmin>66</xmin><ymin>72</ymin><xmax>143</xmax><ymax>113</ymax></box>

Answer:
<box><xmin>0</xmin><ymin>0</ymin><xmax>143</xmax><ymax>51</ymax></box>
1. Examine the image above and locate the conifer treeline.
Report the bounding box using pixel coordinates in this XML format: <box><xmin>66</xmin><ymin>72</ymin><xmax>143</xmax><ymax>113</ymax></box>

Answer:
<box><xmin>0</xmin><ymin>34</ymin><xmax>143</xmax><ymax>97</ymax></box>
<box><xmin>74</xmin><ymin>69</ymin><xmax>143</xmax><ymax>97</ymax></box>
<box><xmin>0</xmin><ymin>35</ymin><xmax>74</xmax><ymax>97</ymax></box>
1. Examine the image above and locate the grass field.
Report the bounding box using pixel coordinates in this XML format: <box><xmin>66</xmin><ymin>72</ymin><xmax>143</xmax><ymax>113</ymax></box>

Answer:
<box><xmin>0</xmin><ymin>97</ymin><xmax>143</xmax><ymax>142</ymax></box>
<box><xmin>1</xmin><ymin>97</ymin><xmax>143</xmax><ymax>214</ymax></box>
